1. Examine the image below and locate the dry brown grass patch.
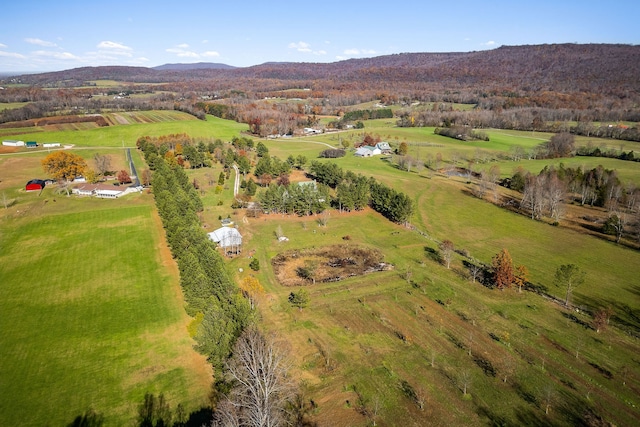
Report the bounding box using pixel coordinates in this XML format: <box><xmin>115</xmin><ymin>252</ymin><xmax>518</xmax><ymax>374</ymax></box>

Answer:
<box><xmin>271</xmin><ymin>244</ymin><xmax>392</xmax><ymax>287</ymax></box>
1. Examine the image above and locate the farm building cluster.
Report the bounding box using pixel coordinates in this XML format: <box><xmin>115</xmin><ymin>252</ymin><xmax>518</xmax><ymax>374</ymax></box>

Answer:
<box><xmin>24</xmin><ymin>178</ymin><xmax>142</xmax><ymax>198</ymax></box>
<box><xmin>355</xmin><ymin>142</ymin><xmax>391</xmax><ymax>157</ymax></box>
<box><xmin>3</xmin><ymin>140</ymin><xmax>61</xmax><ymax>148</ymax></box>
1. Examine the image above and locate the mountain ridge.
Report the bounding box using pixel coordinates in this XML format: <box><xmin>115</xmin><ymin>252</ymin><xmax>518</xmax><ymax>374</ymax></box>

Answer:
<box><xmin>3</xmin><ymin>43</ymin><xmax>639</xmax><ymax>94</ymax></box>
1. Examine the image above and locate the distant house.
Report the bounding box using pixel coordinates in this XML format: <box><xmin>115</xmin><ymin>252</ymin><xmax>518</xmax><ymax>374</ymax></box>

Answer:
<box><xmin>25</xmin><ymin>179</ymin><xmax>46</xmax><ymax>191</ymax></box>
<box><xmin>208</xmin><ymin>227</ymin><xmax>242</xmax><ymax>254</ymax></box>
<box><xmin>376</xmin><ymin>142</ymin><xmax>391</xmax><ymax>154</ymax></box>
<box><xmin>26</xmin><ymin>141</ymin><xmax>38</xmax><ymax>148</ymax></box>
<box><xmin>2</xmin><ymin>140</ymin><xmax>25</xmax><ymax>147</ymax></box>
<box><xmin>355</xmin><ymin>146</ymin><xmax>382</xmax><ymax>157</ymax></box>
<box><xmin>43</xmin><ymin>143</ymin><xmax>61</xmax><ymax>148</ymax></box>
<box><xmin>72</xmin><ymin>184</ymin><xmax>125</xmax><ymax>198</ymax></box>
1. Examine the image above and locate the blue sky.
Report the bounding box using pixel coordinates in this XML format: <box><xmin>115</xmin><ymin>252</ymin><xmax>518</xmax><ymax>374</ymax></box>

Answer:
<box><xmin>0</xmin><ymin>0</ymin><xmax>638</xmax><ymax>73</ymax></box>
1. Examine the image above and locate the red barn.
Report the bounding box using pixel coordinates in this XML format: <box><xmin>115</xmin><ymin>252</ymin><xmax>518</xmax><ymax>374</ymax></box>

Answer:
<box><xmin>25</xmin><ymin>179</ymin><xmax>46</xmax><ymax>191</ymax></box>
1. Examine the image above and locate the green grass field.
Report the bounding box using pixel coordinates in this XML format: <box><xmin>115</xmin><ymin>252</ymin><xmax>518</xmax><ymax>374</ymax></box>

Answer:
<box><xmin>1</xmin><ymin>112</ymin><xmax>639</xmax><ymax>426</ymax></box>
<box><xmin>0</xmin><ymin>112</ymin><xmax>249</xmax><ymax>146</ymax></box>
<box><xmin>0</xmin><ymin>190</ymin><xmax>211</xmax><ymax>426</ymax></box>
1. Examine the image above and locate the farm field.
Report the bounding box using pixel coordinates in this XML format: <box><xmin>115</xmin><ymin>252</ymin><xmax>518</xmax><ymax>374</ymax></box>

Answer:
<box><xmin>0</xmin><ymin>192</ymin><xmax>212</xmax><ymax>426</ymax></box>
<box><xmin>0</xmin><ymin>112</ymin><xmax>639</xmax><ymax>426</ymax></box>
<box><xmin>0</xmin><ymin>111</ymin><xmax>248</xmax><ymax>145</ymax></box>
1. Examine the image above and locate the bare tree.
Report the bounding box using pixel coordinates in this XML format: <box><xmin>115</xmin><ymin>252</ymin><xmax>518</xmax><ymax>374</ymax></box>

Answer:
<box><xmin>555</xmin><ymin>264</ymin><xmax>586</xmax><ymax>307</ymax></box>
<box><xmin>428</xmin><ymin>348</ymin><xmax>437</xmax><ymax>368</ymax></box>
<box><xmin>521</xmin><ymin>173</ymin><xmax>547</xmax><ymax>220</ymax></box>
<box><xmin>545</xmin><ymin>172</ymin><xmax>566</xmax><ymax>221</ymax></box>
<box><xmin>459</xmin><ymin>369</ymin><xmax>472</xmax><ymax>396</ymax></box>
<box><xmin>501</xmin><ymin>355</ymin><xmax>515</xmax><ymax>384</ymax></box>
<box><xmin>541</xmin><ymin>384</ymin><xmax>556</xmax><ymax>415</ymax></box>
<box><xmin>439</xmin><ymin>240</ymin><xmax>455</xmax><ymax>269</ymax></box>
<box><xmin>93</xmin><ymin>153</ymin><xmax>111</xmax><ymax>176</ymax></box>
<box><xmin>214</xmin><ymin>327</ymin><xmax>293</xmax><ymax>427</ymax></box>
<box><xmin>468</xmin><ymin>263</ymin><xmax>483</xmax><ymax>284</ymax></box>
<box><xmin>2</xmin><ymin>192</ymin><xmax>15</xmax><ymax>209</ymax></box>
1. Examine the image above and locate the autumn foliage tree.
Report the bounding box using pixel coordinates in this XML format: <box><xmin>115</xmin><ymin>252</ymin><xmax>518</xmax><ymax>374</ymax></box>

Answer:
<box><xmin>239</xmin><ymin>276</ymin><xmax>265</xmax><ymax>310</ymax></box>
<box><xmin>117</xmin><ymin>169</ymin><xmax>132</xmax><ymax>184</ymax></box>
<box><xmin>41</xmin><ymin>151</ymin><xmax>87</xmax><ymax>182</ymax></box>
<box><xmin>492</xmin><ymin>249</ymin><xmax>515</xmax><ymax>290</ymax></box>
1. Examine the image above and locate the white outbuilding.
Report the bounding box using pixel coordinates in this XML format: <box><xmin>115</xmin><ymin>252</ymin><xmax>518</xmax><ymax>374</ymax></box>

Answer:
<box><xmin>208</xmin><ymin>226</ymin><xmax>242</xmax><ymax>255</ymax></box>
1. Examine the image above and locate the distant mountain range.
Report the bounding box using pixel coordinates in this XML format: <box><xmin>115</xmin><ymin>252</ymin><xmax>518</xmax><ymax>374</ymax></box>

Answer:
<box><xmin>3</xmin><ymin>44</ymin><xmax>639</xmax><ymax>94</ymax></box>
<box><xmin>151</xmin><ymin>62</ymin><xmax>236</xmax><ymax>71</ymax></box>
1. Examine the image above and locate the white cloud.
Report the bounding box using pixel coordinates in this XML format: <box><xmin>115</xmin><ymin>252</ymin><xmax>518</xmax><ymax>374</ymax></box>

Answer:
<box><xmin>289</xmin><ymin>41</ymin><xmax>311</xmax><ymax>52</ymax></box>
<box><xmin>0</xmin><ymin>43</ymin><xmax>7</xmax><ymax>48</ymax></box>
<box><xmin>25</xmin><ymin>38</ymin><xmax>57</xmax><ymax>47</ymax></box>
<box><xmin>177</xmin><ymin>43</ymin><xmax>190</xmax><ymax>49</ymax></box>
<box><xmin>0</xmin><ymin>50</ymin><xmax>27</xmax><ymax>59</ymax></box>
<box><xmin>289</xmin><ymin>41</ymin><xmax>327</xmax><ymax>55</ymax></box>
<box><xmin>166</xmin><ymin>47</ymin><xmax>199</xmax><ymax>58</ymax></box>
<box><xmin>97</xmin><ymin>41</ymin><xmax>133</xmax><ymax>56</ymax></box>
<box><xmin>343</xmin><ymin>48</ymin><xmax>377</xmax><ymax>56</ymax></box>
<box><xmin>482</xmin><ymin>40</ymin><xmax>496</xmax><ymax>46</ymax></box>
<box><xmin>201</xmin><ymin>51</ymin><xmax>220</xmax><ymax>58</ymax></box>
<box><xmin>33</xmin><ymin>50</ymin><xmax>79</xmax><ymax>60</ymax></box>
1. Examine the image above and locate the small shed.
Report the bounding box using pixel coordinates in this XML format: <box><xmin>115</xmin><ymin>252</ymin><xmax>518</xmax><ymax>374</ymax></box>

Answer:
<box><xmin>26</xmin><ymin>141</ymin><xmax>38</xmax><ymax>148</ymax></box>
<box><xmin>208</xmin><ymin>227</ymin><xmax>242</xmax><ymax>255</ymax></box>
<box><xmin>25</xmin><ymin>179</ymin><xmax>46</xmax><ymax>191</ymax></box>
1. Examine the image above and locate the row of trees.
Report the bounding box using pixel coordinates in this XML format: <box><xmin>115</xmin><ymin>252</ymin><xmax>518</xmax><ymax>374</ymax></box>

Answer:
<box><xmin>397</xmin><ymin>108</ymin><xmax>640</xmax><ymax>143</ymax></box>
<box><xmin>258</xmin><ymin>182</ymin><xmax>330</xmax><ymax>216</ymax></box>
<box><xmin>507</xmin><ymin>163</ymin><xmax>635</xmax><ymax>219</ymax></box>
<box><xmin>308</xmin><ymin>161</ymin><xmax>414</xmax><ymax>224</ymax></box>
<box><xmin>140</xmin><ymin>140</ymin><xmax>250</xmax><ymax>371</ymax></box>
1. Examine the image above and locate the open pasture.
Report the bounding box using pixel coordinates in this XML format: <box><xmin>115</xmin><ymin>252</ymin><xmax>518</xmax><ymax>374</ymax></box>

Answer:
<box><xmin>229</xmin><ymin>200</ymin><xmax>640</xmax><ymax>426</ymax></box>
<box><xmin>212</xmin><ymin>130</ymin><xmax>640</xmax><ymax>425</ymax></box>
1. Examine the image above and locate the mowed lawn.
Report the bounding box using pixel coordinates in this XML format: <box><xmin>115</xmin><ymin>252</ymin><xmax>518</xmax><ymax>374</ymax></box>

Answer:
<box><xmin>0</xmin><ymin>199</ymin><xmax>211</xmax><ymax>426</ymax></box>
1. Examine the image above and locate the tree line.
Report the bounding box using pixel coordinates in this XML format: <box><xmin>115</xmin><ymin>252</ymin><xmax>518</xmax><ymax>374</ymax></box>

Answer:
<box><xmin>308</xmin><ymin>161</ymin><xmax>414</xmax><ymax>224</ymax></box>
<box><xmin>138</xmin><ymin>137</ymin><xmax>250</xmax><ymax>372</ymax></box>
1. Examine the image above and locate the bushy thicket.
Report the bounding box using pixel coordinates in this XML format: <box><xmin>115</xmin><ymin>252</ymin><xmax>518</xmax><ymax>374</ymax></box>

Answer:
<box><xmin>434</xmin><ymin>126</ymin><xmax>489</xmax><ymax>141</ymax></box>
<box><xmin>139</xmin><ymin>138</ymin><xmax>250</xmax><ymax>371</ymax></box>
<box><xmin>342</xmin><ymin>108</ymin><xmax>393</xmax><ymax>121</ymax></box>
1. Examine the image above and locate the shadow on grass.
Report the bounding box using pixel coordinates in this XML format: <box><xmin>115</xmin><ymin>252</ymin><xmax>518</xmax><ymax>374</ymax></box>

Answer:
<box><xmin>575</xmin><ymin>292</ymin><xmax>640</xmax><ymax>338</ymax></box>
<box><xmin>67</xmin><ymin>405</ymin><xmax>213</xmax><ymax>427</ymax></box>
<box><xmin>424</xmin><ymin>246</ymin><xmax>442</xmax><ymax>264</ymax></box>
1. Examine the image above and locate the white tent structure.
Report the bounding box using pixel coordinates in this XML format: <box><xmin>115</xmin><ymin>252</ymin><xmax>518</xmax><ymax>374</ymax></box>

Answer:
<box><xmin>208</xmin><ymin>227</ymin><xmax>242</xmax><ymax>255</ymax></box>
